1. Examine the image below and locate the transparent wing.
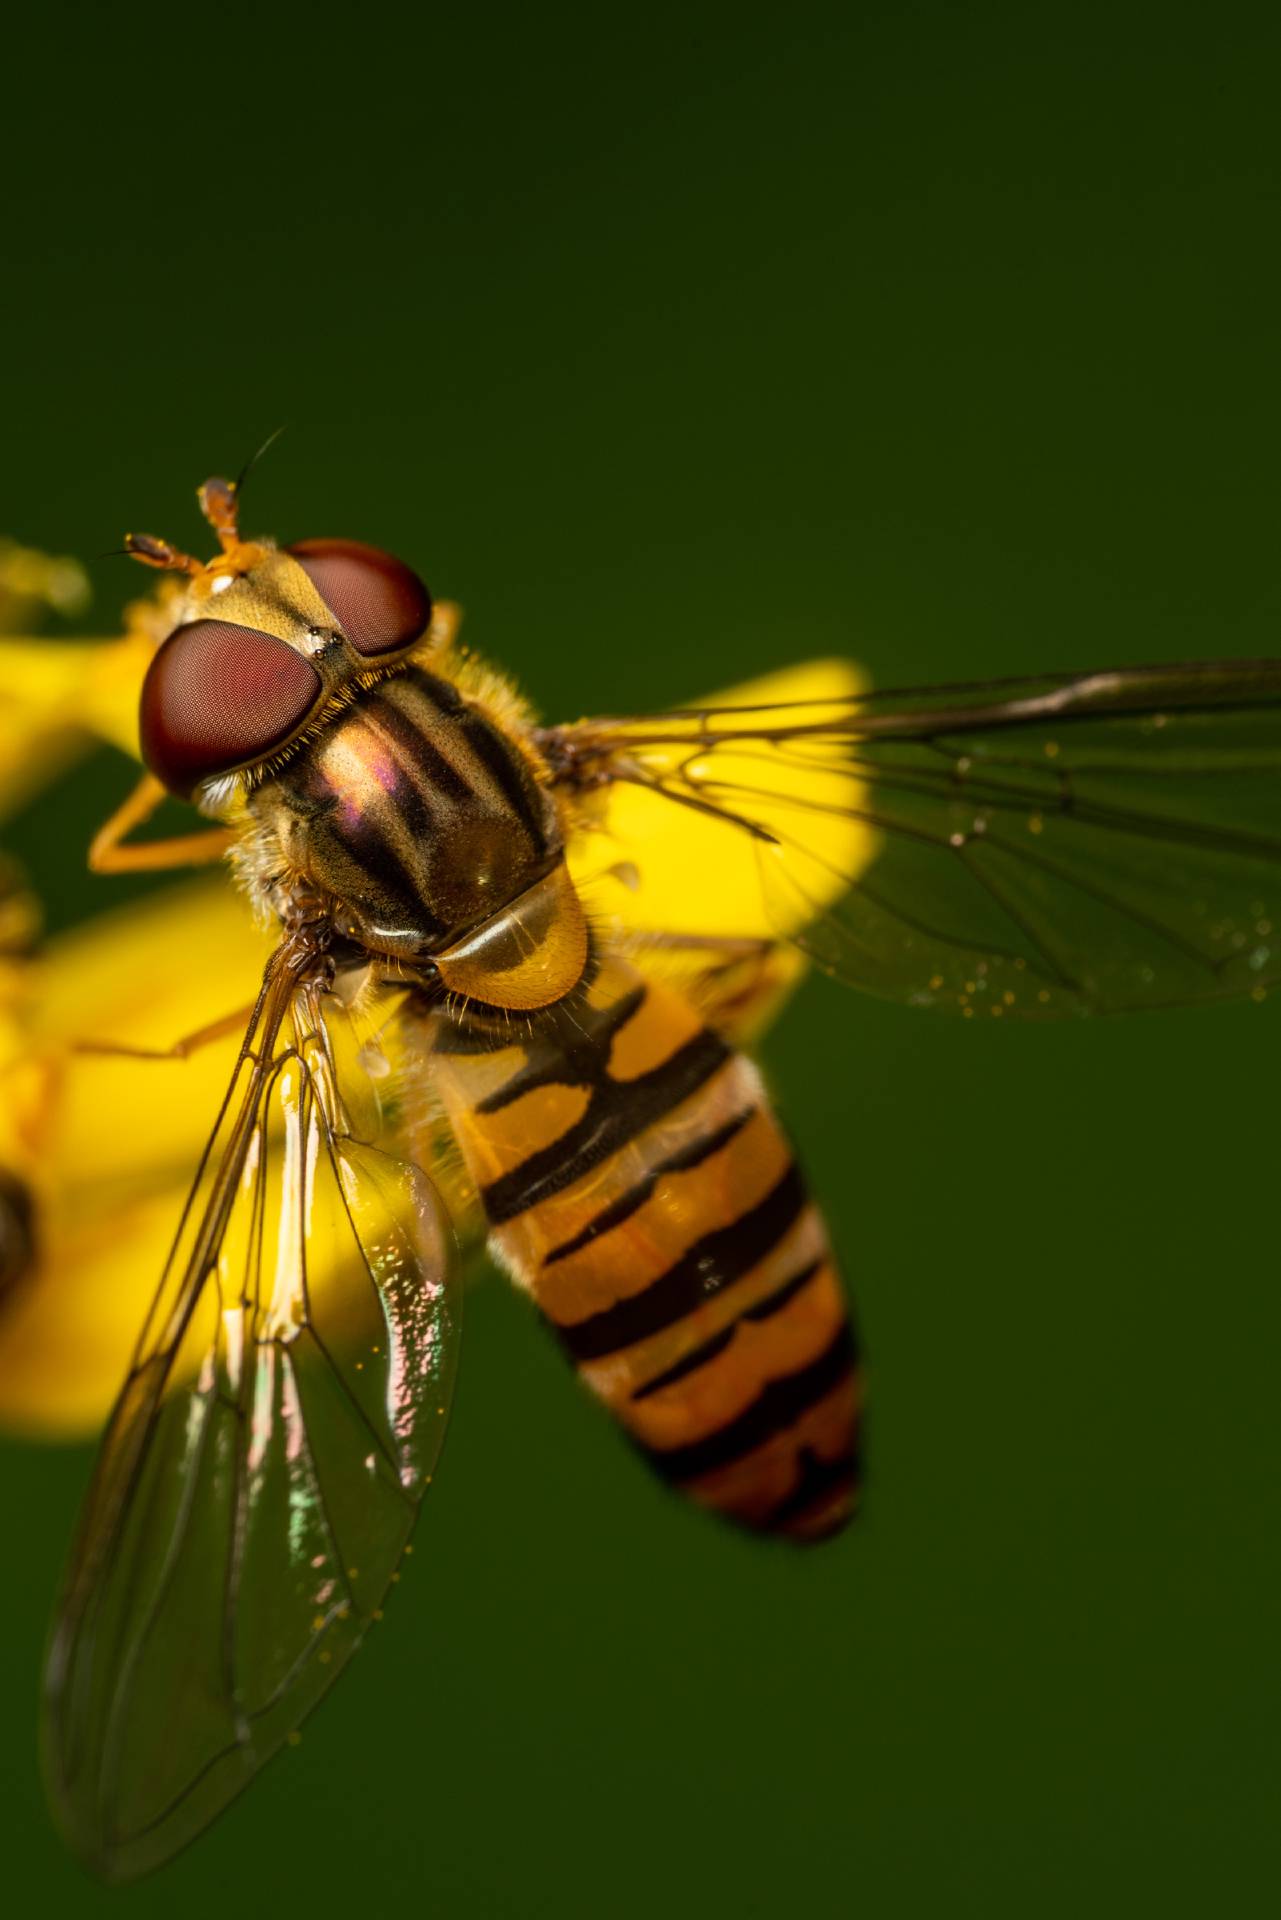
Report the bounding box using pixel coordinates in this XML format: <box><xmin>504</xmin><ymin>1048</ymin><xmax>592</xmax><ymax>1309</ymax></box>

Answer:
<box><xmin>542</xmin><ymin>659</ymin><xmax>1281</xmax><ymax>1016</ymax></box>
<box><xmin>42</xmin><ymin>948</ymin><xmax>459</xmax><ymax>1882</ymax></box>
<box><xmin>562</xmin><ymin>661</ymin><xmax>866</xmax><ymax>1045</ymax></box>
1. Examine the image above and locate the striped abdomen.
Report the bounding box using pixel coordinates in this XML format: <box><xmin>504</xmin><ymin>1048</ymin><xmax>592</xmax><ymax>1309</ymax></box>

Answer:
<box><xmin>430</xmin><ymin>953</ymin><xmax>862</xmax><ymax>1541</ymax></box>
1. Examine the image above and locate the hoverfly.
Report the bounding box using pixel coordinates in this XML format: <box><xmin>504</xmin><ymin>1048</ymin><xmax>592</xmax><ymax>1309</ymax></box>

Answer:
<box><xmin>39</xmin><ymin>471</ymin><xmax>1281</xmax><ymax>1881</ymax></box>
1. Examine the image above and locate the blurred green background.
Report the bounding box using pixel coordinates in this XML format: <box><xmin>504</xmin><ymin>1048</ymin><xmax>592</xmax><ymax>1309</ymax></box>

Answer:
<box><xmin>1</xmin><ymin>1</ymin><xmax>1278</xmax><ymax>1911</ymax></box>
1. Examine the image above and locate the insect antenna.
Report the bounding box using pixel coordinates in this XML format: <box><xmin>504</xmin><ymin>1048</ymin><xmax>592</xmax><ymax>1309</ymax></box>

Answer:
<box><xmin>234</xmin><ymin>423</ymin><xmax>287</xmax><ymax>502</ymax></box>
<box><xmin>119</xmin><ymin>531</ymin><xmax>202</xmax><ymax>575</ymax></box>
<box><xmin>196</xmin><ymin>426</ymin><xmax>287</xmax><ymax>553</ymax></box>
<box><xmin>195</xmin><ymin>475</ymin><xmax>240</xmax><ymax>551</ymax></box>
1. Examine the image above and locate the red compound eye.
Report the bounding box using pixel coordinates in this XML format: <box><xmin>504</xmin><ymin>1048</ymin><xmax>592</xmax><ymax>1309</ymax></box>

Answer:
<box><xmin>289</xmin><ymin>537</ymin><xmax>432</xmax><ymax>657</ymax></box>
<box><xmin>140</xmin><ymin>619</ymin><xmax>322</xmax><ymax>796</ymax></box>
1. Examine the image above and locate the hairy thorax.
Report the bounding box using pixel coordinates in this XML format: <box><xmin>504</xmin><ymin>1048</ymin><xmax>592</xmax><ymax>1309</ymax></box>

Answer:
<box><xmin>245</xmin><ymin>666</ymin><xmax>589</xmax><ymax>1010</ymax></box>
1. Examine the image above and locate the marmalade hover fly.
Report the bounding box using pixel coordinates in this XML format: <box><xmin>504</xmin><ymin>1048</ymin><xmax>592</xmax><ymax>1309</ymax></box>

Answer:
<box><xmin>37</xmin><ymin>470</ymin><xmax>1281</xmax><ymax>1880</ymax></box>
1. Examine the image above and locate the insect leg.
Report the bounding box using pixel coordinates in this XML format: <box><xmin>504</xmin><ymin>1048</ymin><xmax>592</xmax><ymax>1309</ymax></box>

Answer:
<box><xmin>88</xmin><ymin>772</ymin><xmax>235</xmax><ymax>874</ymax></box>
<box><xmin>73</xmin><ymin>1003</ymin><xmax>256</xmax><ymax>1061</ymax></box>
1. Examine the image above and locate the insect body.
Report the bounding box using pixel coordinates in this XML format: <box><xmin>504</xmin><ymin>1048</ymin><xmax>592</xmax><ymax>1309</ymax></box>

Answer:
<box><xmin>256</xmin><ymin>662</ymin><xmax>588</xmax><ymax>1003</ymax></box>
<box><xmin>127</xmin><ymin>509</ymin><xmax>861</xmax><ymax>1539</ymax></box>
<box><xmin>431</xmin><ymin>952</ymin><xmax>859</xmax><ymax>1541</ymax></box>
<box><xmin>39</xmin><ymin>472</ymin><xmax>1281</xmax><ymax>1880</ymax></box>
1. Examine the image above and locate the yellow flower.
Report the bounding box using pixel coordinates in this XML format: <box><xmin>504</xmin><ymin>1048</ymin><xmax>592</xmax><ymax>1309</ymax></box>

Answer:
<box><xmin>564</xmin><ymin>658</ymin><xmax>873</xmax><ymax>1041</ymax></box>
<box><xmin>0</xmin><ymin>543</ymin><xmax>258</xmax><ymax>1433</ymax></box>
<box><xmin>0</xmin><ymin>539</ymin><xmax>180</xmax><ymax>816</ymax></box>
<box><xmin>0</xmin><ymin>877</ymin><xmax>274</xmax><ymax>1436</ymax></box>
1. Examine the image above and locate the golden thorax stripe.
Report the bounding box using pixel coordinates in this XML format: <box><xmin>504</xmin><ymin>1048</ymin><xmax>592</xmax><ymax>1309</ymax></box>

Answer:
<box><xmin>360</xmin><ymin>691</ymin><xmax>477</xmax><ymax>813</ymax></box>
<box><xmin>307</xmin><ymin>726</ymin><xmax>440</xmax><ymax>903</ymax></box>
<box><xmin>394</xmin><ymin>670</ymin><xmax>549</xmax><ymax>853</ymax></box>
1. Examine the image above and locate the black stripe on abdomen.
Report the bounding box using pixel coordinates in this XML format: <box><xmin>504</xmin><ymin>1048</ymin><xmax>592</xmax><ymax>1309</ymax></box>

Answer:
<box><xmin>641</xmin><ymin>1321</ymin><xmax>857</xmax><ymax>1485</ymax></box>
<box><xmin>630</xmin><ymin>1257</ymin><xmax>824</xmax><ymax>1399</ymax></box>
<box><xmin>557</xmin><ymin>1161</ymin><xmax>807</xmax><ymax>1360</ymax></box>
<box><xmin>476</xmin><ymin>988</ymin><xmax>647</xmax><ymax>1114</ymax></box>
<box><xmin>763</xmin><ymin>1443</ymin><xmax>861</xmax><ymax>1538</ymax></box>
<box><xmin>480</xmin><ymin>1026</ymin><xmax>731</xmax><ymax>1226</ymax></box>
<box><xmin>542</xmin><ymin>1107</ymin><xmax>756</xmax><ymax>1267</ymax></box>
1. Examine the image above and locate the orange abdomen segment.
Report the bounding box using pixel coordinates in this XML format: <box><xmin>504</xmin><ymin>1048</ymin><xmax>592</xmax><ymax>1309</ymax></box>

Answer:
<box><xmin>430</xmin><ymin>953</ymin><xmax>862</xmax><ymax>1541</ymax></box>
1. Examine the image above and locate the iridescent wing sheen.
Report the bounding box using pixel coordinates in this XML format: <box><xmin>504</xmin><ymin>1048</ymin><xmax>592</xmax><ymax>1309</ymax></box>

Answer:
<box><xmin>542</xmin><ymin>659</ymin><xmax>1281</xmax><ymax>1017</ymax></box>
<box><xmin>42</xmin><ymin>949</ymin><xmax>458</xmax><ymax>1883</ymax></box>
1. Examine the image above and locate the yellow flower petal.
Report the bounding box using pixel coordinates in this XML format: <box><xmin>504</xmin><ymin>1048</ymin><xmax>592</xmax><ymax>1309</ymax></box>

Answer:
<box><xmin>0</xmin><ymin>539</ymin><xmax>89</xmax><ymax>630</ymax></box>
<box><xmin>0</xmin><ymin>880</ymin><xmax>273</xmax><ymax>1438</ymax></box>
<box><xmin>566</xmin><ymin>658</ymin><xmax>875</xmax><ymax>941</ymax></box>
<box><xmin>0</xmin><ymin>536</ymin><xmax>172</xmax><ymax>817</ymax></box>
<box><xmin>0</xmin><ymin>1187</ymin><xmax>186</xmax><ymax>1436</ymax></box>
